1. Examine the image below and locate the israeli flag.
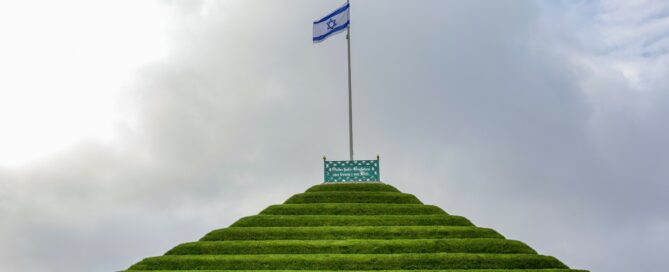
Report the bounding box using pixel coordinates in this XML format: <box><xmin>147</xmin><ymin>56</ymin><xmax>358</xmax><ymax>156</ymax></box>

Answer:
<box><xmin>313</xmin><ymin>3</ymin><xmax>350</xmax><ymax>43</ymax></box>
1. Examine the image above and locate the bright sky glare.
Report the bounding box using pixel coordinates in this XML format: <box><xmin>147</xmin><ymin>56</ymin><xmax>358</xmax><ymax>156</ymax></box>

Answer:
<box><xmin>0</xmin><ymin>0</ymin><xmax>170</xmax><ymax>166</ymax></box>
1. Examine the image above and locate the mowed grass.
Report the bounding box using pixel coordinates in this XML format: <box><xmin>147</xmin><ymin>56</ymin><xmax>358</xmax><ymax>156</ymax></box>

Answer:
<box><xmin>125</xmin><ymin>183</ymin><xmax>588</xmax><ymax>271</ymax></box>
<box><xmin>261</xmin><ymin>203</ymin><xmax>446</xmax><ymax>215</ymax></box>
<box><xmin>285</xmin><ymin>192</ymin><xmax>422</xmax><ymax>204</ymax></box>
<box><xmin>201</xmin><ymin>226</ymin><xmax>503</xmax><ymax>241</ymax></box>
<box><xmin>166</xmin><ymin>239</ymin><xmax>536</xmax><ymax>255</ymax></box>
<box><xmin>230</xmin><ymin>215</ymin><xmax>471</xmax><ymax>227</ymax></box>
<box><xmin>126</xmin><ymin>269</ymin><xmax>588</xmax><ymax>272</ymax></box>
<box><xmin>306</xmin><ymin>182</ymin><xmax>400</xmax><ymax>192</ymax></box>
<box><xmin>128</xmin><ymin>253</ymin><xmax>567</xmax><ymax>270</ymax></box>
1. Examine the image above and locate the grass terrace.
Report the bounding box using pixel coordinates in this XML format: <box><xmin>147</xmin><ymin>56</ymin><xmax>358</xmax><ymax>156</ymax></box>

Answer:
<box><xmin>125</xmin><ymin>182</ymin><xmax>587</xmax><ymax>271</ymax></box>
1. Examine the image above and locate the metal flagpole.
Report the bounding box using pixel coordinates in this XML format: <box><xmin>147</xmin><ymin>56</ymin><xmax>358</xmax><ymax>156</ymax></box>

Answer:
<box><xmin>346</xmin><ymin>0</ymin><xmax>354</xmax><ymax>161</ymax></box>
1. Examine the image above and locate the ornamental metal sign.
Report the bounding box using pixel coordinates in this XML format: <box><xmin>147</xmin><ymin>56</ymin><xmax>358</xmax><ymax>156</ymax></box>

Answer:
<box><xmin>324</xmin><ymin>158</ymin><xmax>380</xmax><ymax>182</ymax></box>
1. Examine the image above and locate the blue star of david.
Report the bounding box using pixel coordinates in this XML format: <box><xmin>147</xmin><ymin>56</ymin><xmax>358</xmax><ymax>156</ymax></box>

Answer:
<box><xmin>327</xmin><ymin>18</ymin><xmax>337</xmax><ymax>30</ymax></box>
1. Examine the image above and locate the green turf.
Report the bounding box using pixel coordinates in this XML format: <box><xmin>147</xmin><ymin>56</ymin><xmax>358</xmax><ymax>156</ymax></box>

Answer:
<box><xmin>124</xmin><ymin>183</ymin><xmax>587</xmax><ymax>271</ymax></box>
<box><xmin>200</xmin><ymin>226</ymin><xmax>503</xmax><ymax>241</ymax></box>
<box><xmin>261</xmin><ymin>203</ymin><xmax>446</xmax><ymax>215</ymax></box>
<box><xmin>128</xmin><ymin>270</ymin><xmax>588</xmax><ymax>272</ymax></box>
<box><xmin>230</xmin><ymin>214</ymin><xmax>471</xmax><ymax>227</ymax></box>
<box><xmin>284</xmin><ymin>191</ymin><xmax>422</xmax><ymax>204</ymax></box>
<box><xmin>305</xmin><ymin>182</ymin><xmax>400</xmax><ymax>192</ymax></box>
<box><xmin>167</xmin><ymin>239</ymin><xmax>536</xmax><ymax>255</ymax></box>
<box><xmin>126</xmin><ymin>269</ymin><xmax>588</xmax><ymax>272</ymax></box>
<box><xmin>128</xmin><ymin>253</ymin><xmax>567</xmax><ymax>270</ymax></box>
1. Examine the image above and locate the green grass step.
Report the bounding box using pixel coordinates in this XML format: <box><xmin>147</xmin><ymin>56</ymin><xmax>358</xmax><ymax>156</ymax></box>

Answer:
<box><xmin>285</xmin><ymin>192</ymin><xmax>422</xmax><ymax>204</ymax></box>
<box><xmin>201</xmin><ymin>226</ymin><xmax>503</xmax><ymax>241</ymax></box>
<box><xmin>230</xmin><ymin>215</ymin><xmax>471</xmax><ymax>227</ymax></box>
<box><xmin>260</xmin><ymin>204</ymin><xmax>446</xmax><ymax>215</ymax></box>
<box><xmin>306</xmin><ymin>183</ymin><xmax>400</xmax><ymax>192</ymax></box>
<box><xmin>128</xmin><ymin>253</ymin><xmax>567</xmax><ymax>270</ymax></box>
<box><xmin>166</xmin><ymin>239</ymin><xmax>536</xmax><ymax>255</ymax></box>
<box><xmin>126</xmin><ymin>269</ymin><xmax>588</xmax><ymax>272</ymax></box>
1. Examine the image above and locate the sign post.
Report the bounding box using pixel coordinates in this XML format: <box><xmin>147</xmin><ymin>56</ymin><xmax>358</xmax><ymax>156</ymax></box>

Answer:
<box><xmin>324</xmin><ymin>156</ymin><xmax>380</xmax><ymax>183</ymax></box>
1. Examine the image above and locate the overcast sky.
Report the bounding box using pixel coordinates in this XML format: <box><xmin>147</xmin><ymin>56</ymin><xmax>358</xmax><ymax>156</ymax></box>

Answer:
<box><xmin>1</xmin><ymin>0</ymin><xmax>668</xmax><ymax>271</ymax></box>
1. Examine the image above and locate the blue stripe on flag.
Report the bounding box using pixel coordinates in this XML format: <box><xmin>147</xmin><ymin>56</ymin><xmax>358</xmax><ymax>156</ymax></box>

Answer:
<box><xmin>313</xmin><ymin>3</ymin><xmax>349</xmax><ymax>24</ymax></box>
<box><xmin>313</xmin><ymin>21</ymin><xmax>349</xmax><ymax>42</ymax></box>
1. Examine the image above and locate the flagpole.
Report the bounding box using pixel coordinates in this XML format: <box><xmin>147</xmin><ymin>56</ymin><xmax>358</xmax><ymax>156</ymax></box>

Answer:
<box><xmin>346</xmin><ymin>0</ymin><xmax>354</xmax><ymax>161</ymax></box>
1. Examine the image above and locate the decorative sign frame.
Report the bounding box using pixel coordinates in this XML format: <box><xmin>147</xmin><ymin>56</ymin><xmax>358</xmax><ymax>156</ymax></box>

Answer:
<box><xmin>323</xmin><ymin>157</ymin><xmax>380</xmax><ymax>182</ymax></box>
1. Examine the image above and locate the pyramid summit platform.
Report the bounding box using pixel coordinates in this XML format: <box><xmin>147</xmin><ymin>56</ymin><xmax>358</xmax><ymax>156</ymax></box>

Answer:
<box><xmin>125</xmin><ymin>182</ymin><xmax>587</xmax><ymax>271</ymax></box>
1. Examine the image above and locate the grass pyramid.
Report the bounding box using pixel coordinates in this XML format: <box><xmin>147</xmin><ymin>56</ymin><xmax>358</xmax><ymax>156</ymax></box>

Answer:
<box><xmin>126</xmin><ymin>182</ymin><xmax>587</xmax><ymax>271</ymax></box>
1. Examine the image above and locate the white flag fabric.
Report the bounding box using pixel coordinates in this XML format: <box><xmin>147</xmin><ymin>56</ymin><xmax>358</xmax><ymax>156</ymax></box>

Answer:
<box><xmin>313</xmin><ymin>3</ymin><xmax>350</xmax><ymax>43</ymax></box>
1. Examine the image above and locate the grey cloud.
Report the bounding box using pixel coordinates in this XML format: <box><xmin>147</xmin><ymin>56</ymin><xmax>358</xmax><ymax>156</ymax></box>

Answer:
<box><xmin>0</xmin><ymin>1</ymin><xmax>667</xmax><ymax>272</ymax></box>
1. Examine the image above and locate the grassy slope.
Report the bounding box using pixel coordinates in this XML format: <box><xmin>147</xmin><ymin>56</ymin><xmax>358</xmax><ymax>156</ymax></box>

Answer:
<box><xmin>260</xmin><ymin>203</ymin><xmax>446</xmax><ymax>215</ymax></box>
<box><xmin>166</xmin><ymin>239</ymin><xmax>536</xmax><ymax>255</ymax></box>
<box><xmin>306</xmin><ymin>183</ymin><xmax>401</xmax><ymax>192</ymax></box>
<box><xmin>129</xmin><ymin>270</ymin><xmax>587</xmax><ymax>272</ymax></box>
<box><xmin>284</xmin><ymin>191</ymin><xmax>422</xmax><ymax>204</ymax></box>
<box><xmin>128</xmin><ymin>253</ymin><xmax>566</xmax><ymax>270</ymax></box>
<box><xmin>201</xmin><ymin>226</ymin><xmax>504</xmax><ymax>241</ymax></box>
<box><xmin>230</xmin><ymin>214</ymin><xmax>472</xmax><ymax>227</ymax></box>
<box><xmin>126</xmin><ymin>183</ymin><xmax>587</xmax><ymax>271</ymax></box>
